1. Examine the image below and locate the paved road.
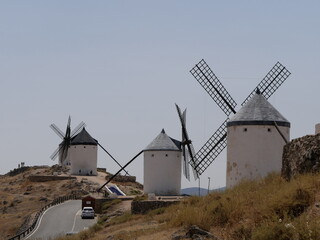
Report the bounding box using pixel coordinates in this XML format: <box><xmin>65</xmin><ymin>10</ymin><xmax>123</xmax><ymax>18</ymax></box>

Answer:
<box><xmin>26</xmin><ymin>200</ymin><xmax>97</xmax><ymax>240</ymax></box>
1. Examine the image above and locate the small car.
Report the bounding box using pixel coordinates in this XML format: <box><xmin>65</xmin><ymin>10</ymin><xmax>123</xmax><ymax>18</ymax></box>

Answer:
<box><xmin>81</xmin><ymin>207</ymin><xmax>95</xmax><ymax>219</ymax></box>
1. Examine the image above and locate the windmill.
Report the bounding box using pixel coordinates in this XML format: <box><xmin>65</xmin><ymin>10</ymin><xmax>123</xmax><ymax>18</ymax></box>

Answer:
<box><xmin>175</xmin><ymin>104</ymin><xmax>198</xmax><ymax>181</ymax></box>
<box><xmin>177</xmin><ymin>59</ymin><xmax>291</xmax><ymax>178</ymax></box>
<box><xmin>50</xmin><ymin>116</ymin><xmax>86</xmax><ymax>166</ymax></box>
<box><xmin>98</xmin><ymin>128</ymin><xmax>186</xmax><ymax>195</ymax></box>
<box><xmin>50</xmin><ymin>117</ymin><xmax>129</xmax><ymax>175</ymax></box>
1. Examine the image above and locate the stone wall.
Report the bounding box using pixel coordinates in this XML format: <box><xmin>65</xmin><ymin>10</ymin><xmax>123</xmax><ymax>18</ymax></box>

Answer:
<box><xmin>106</xmin><ymin>175</ymin><xmax>136</xmax><ymax>183</ymax></box>
<box><xmin>282</xmin><ymin>134</ymin><xmax>320</xmax><ymax>180</ymax></box>
<box><xmin>94</xmin><ymin>198</ymin><xmax>111</xmax><ymax>214</ymax></box>
<box><xmin>6</xmin><ymin>167</ymin><xmax>30</xmax><ymax>176</ymax></box>
<box><xmin>28</xmin><ymin>175</ymin><xmax>76</xmax><ymax>182</ymax></box>
<box><xmin>131</xmin><ymin>200</ymin><xmax>179</xmax><ymax>214</ymax></box>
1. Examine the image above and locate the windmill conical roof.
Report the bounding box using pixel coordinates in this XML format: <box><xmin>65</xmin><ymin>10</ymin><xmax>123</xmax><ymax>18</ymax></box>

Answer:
<box><xmin>144</xmin><ymin>129</ymin><xmax>181</xmax><ymax>151</ymax></box>
<box><xmin>227</xmin><ymin>93</ymin><xmax>290</xmax><ymax>127</ymax></box>
<box><xmin>71</xmin><ymin>128</ymin><xmax>97</xmax><ymax>145</ymax></box>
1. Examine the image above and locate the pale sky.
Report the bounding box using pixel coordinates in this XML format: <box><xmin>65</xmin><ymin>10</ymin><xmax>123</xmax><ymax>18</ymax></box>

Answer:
<box><xmin>1</xmin><ymin>1</ymin><xmax>319</xmax><ymax>190</ymax></box>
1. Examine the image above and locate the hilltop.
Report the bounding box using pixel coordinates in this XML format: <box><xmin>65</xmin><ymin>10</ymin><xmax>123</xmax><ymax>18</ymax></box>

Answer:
<box><xmin>0</xmin><ymin>165</ymin><xmax>142</xmax><ymax>240</ymax></box>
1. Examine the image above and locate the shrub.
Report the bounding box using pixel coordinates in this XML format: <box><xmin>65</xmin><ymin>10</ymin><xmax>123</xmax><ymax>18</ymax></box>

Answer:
<box><xmin>101</xmin><ymin>199</ymin><xmax>121</xmax><ymax>213</ymax></box>
<box><xmin>132</xmin><ymin>194</ymin><xmax>147</xmax><ymax>202</ymax></box>
<box><xmin>107</xmin><ymin>212</ymin><xmax>135</xmax><ymax>226</ymax></box>
<box><xmin>252</xmin><ymin>220</ymin><xmax>295</xmax><ymax>240</ymax></box>
<box><xmin>231</xmin><ymin>225</ymin><xmax>252</xmax><ymax>240</ymax></box>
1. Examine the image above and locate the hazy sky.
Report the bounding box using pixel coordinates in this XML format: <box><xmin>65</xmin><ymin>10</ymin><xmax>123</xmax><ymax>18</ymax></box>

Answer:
<box><xmin>1</xmin><ymin>1</ymin><xmax>319</xmax><ymax>189</ymax></box>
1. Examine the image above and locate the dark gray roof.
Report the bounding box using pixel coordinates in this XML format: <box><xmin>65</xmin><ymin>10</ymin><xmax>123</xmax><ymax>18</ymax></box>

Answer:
<box><xmin>144</xmin><ymin>129</ymin><xmax>181</xmax><ymax>151</ymax></box>
<box><xmin>71</xmin><ymin>128</ymin><xmax>97</xmax><ymax>145</ymax></box>
<box><xmin>227</xmin><ymin>93</ymin><xmax>290</xmax><ymax>127</ymax></box>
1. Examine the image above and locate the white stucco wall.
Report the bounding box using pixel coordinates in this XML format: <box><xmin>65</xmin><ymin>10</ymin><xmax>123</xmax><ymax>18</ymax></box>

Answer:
<box><xmin>144</xmin><ymin>150</ymin><xmax>181</xmax><ymax>196</ymax></box>
<box><xmin>226</xmin><ymin>124</ymin><xmax>290</xmax><ymax>188</ymax></box>
<box><xmin>69</xmin><ymin>145</ymin><xmax>97</xmax><ymax>176</ymax></box>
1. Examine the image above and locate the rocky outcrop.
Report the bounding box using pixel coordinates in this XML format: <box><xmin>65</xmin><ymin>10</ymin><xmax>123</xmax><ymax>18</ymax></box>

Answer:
<box><xmin>172</xmin><ymin>226</ymin><xmax>219</xmax><ymax>240</ymax></box>
<box><xmin>282</xmin><ymin>134</ymin><xmax>320</xmax><ymax>180</ymax></box>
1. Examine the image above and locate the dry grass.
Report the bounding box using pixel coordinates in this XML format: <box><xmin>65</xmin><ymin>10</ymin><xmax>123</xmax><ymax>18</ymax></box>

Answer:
<box><xmin>2</xmin><ymin>167</ymin><xmax>319</xmax><ymax>240</ymax></box>
<box><xmin>167</xmin><ymin>173</ymin><xmax>320</xmax><ymax>240</ymax></box>
<box><xmin>53</xmin><ymin>173</ymin><xmax>320</xmax><ymax>240</ymax></box>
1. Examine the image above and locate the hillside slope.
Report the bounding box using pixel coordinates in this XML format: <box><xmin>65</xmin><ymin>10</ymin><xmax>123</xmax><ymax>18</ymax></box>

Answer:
<box><xmin>0</xmin><ymin>165</ymin><xmax>143</xmax><ymax>240</ymax></box>
<box><xmin>63</xmin><ymin>173</ymin><xmax>320</xmax><ymax>240</ymax></box>
<box><xmin>0</xmin><ymin>166</ymin><xmax>83</xmax><ymax>239</ymax></box>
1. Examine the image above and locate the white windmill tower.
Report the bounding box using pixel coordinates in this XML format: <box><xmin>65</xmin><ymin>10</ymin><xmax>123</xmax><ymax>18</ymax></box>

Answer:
<box><xmin>176</xmin><ymin>59</ymin><xmax>291</xmax><ymax>188</ymax></box>
<box><xmin>97</xmin><ymin>116</ymin><xmax>198</xmax><ymax>195</ymax></box>
<box><xmin>226</xmin><ymin>89</ymin><xmax>290</xmax><ymax>188</ymax></box>
<box><xmin>143</xmin><ymin>129</ymin><xmax>182</xmax><ymax>196</ymax></box>
<box><xmin>50</xmin><ymin>116</ymin><xmax>86</xmax><ymax>167</ymax></box>
<box><xmin>50</xmin><ymin>117</ymin><xmax>129</xmax><ymax>176</ymax></box>
<box><xmin>69</xmin><ymin>127</ymin><xmax>98</xmax><ymax>176</ymax></box>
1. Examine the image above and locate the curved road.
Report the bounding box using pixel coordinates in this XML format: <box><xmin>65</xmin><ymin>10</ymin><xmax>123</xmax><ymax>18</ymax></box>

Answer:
<box><xmin>27</xmin><ymin>200</ymin><xmax>97</xmax><ymax>240</ymax></box>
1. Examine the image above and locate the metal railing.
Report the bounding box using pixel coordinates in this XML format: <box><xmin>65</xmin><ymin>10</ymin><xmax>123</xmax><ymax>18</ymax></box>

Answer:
<box><xmin>8</xmin><ymin>194</ymin><xmax>80</xmax><ymax>240</ymax></box>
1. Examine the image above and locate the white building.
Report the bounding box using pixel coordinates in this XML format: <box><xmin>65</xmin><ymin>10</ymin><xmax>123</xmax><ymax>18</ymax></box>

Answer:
<box><xmin>144</xmin><ymin>129</ymin><xmax>182</xmax><ymax>196</ymax></box>
<box><xmin>69</xmin><ymin>128</ymin><xmax>98</xmax><ymax>176</ymax></box>
<box><xmin>226</xmin><ymin>91</ymin><xmax>290</xmax><ymax>188</ymax></box>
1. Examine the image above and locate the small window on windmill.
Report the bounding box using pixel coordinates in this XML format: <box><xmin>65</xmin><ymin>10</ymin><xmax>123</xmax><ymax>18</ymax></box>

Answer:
<box><xmin>165</xmin><ymin>154</ymin><xmax>168</xmax><ymax>157</ymax></box>
<box><xmin>243</xmin><ymin>128</ymin><xmax>247</xmax><ymax>132</ymax></box>
<box><xmin>151</xmin><ymin>154</ymin><xmax>154</xmax><ymax>157</ymax></box>
<box><xmin>84</xmin><ymin>146</ymin><xmax>86</xmax><ymax>148</ymax></box>
<box><xmin>268</xmin><ymin>128</ymin><xmax>271</xmax><ymax>132</ymax></box>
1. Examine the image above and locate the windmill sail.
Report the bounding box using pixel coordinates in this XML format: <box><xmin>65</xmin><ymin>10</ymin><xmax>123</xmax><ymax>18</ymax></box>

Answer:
<box><xmin>193</xmin><ymin>119</ymin><xmax>228</xmax><ymax>175</ymax></box>
<box><xmin>190</xmin><ymin>59</ymin><xmax>237</xmax><ymax>115</ymax></box>
<box><xmin>241</xmin><ymin>62</ymin><xmax>291</xmax><ymax>106</ymax></box>
<box><xmin>50</xmin><ymin>116</ymin><xmax>86</xmax><ymax>165</ymax></box>
<box><xmin>50</xmin><ymin>144</ymin><xmax>62</xmax><ymax>160</ymax></box>
<box><xmin>71</xmin><ymin>121</ymin><xmax>86</xmax><ymax>137</ymax></box>
<box><xmin>175</xmin><ymin>104</ymin><xmax>199</xmax><ymax>180</ymax></box>
<box><xmin>182</xmin><ymin>145</ymin><xmax>190</xmax><ymax>181</ymax></box>
<box><xmin>50</xmin><ymin>124</ymin><xmax>65</xmax><ymax>139</ymax></box>
<box><xmin>181</xmin><ymin>109</ymin><xmax>191</xmax><ymax>181</ymax></box>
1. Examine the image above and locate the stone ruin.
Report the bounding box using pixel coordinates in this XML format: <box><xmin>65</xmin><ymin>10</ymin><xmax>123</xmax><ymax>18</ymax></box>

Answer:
<box><xmin>282</xmin><ymin>133</ymin><xmax>320</xmax><ymax>180</ymax></box>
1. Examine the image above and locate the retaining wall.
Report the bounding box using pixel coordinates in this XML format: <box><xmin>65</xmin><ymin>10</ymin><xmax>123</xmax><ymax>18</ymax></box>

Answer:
<box><xmin>106</xmin><ymin>175</ymin><xmax>136</xmax><ymax>183</ymax></box>
<box><xmin>131</xmin><ymin>200</ymin><xmax>179</xmax><ymax>214</ymax></box>
<box><xmin>28</xmin><ymin>175</ymin><xmax>76</xmax><ymax>182</ymax></box>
